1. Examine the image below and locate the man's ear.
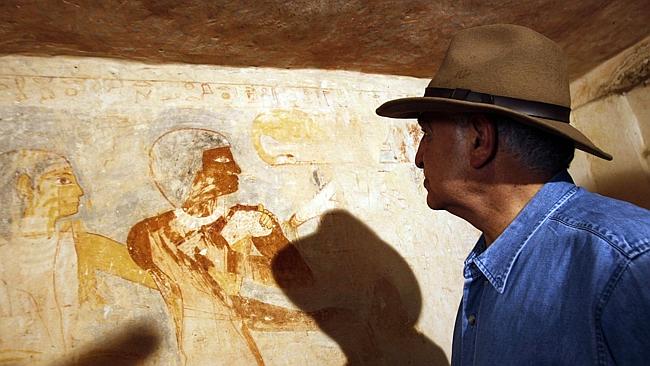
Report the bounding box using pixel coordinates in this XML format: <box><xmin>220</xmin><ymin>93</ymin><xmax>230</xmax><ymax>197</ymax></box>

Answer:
<box><xmin>16</xmin><ymin>173</ymin><xmax>34</xmax><ymax>204</ymax></box>
<box><xmin>467</xmin><ymin>114</ymin><xmax>497</xmax><ymax>169</ymax></box>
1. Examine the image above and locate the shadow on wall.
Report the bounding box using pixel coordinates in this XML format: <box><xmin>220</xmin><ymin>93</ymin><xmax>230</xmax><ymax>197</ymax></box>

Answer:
<box><xmin>54</xmin><ymin>321</ymin><xmax>160</xmax><ymax>366</ymax></box>
<box><xmin>593</xmin><ymin>168</ymin><xmax>650</xmax><ymax>210</ymax></box>
<box><xmin>272</xmin><ymin>209</ymin><xmax>449</xmax><ymax>366</ymax></box>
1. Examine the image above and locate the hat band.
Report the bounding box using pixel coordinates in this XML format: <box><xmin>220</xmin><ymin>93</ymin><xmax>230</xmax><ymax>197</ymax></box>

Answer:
<box><xmin>424</xmin><ymin>87</ymin><xmax>571</xmax><ymax>122</ymax></box>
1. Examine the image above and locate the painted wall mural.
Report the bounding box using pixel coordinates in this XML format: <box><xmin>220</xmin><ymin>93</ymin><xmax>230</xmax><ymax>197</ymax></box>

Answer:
<box><xmin>0</xmin><ymin>149</ymin><xmax>156</xmax><ymax>363</ymax></box>
<box><xmin>128</xmin><ymin>128</ymin><xmax>321</xmax><ymax>365</ymax></box>
<box><xmin>0</xmin><ymin>56</ymin><xmax>475</xmax><ymax>365</ymax></box>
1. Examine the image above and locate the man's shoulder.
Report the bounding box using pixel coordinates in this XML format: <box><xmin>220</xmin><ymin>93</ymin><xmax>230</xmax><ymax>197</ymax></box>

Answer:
<box><xmin>127</xmin><ymin>211</ymin><xmax>175</xmax><ymax>243</ymax></box>
<box><xmin>549</xmin><ymin>187</ymin><xmax>650</xmax><ymax>259</ymax></box>
<box><xmin>130</xmin><ymin>211</ymin><xmax>175</xmax><ymax>231</ymax></box>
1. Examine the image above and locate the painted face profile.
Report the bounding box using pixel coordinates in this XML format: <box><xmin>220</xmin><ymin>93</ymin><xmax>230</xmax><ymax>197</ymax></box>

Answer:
<box><xmin>0</xmin><ymin>149</ymin><xmax>85</xmax><ymax>237</ymax></box>
<box><xmin>27</xmin><ymin>164</ymin><xmax>85</xmax><ymax>220</ymax></box>
<box><xmin>185</xmin><ymin>147</ymin><xmax>241</xmax><ymax>207</ymax></box>
<box><xmin>149</xmin><ymin>128</ymin><xmax>234</xmax><ymax>210</ymax></box>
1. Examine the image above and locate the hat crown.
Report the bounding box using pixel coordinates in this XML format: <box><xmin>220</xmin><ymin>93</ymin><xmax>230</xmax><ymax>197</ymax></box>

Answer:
<box><xmin>430</xmin><ymin>24</ymin><xmax>570</xmax><ymax>107</ymax></box>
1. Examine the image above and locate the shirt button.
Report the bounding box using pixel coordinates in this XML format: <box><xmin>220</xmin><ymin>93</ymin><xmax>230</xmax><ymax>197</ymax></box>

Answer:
<box><xmin>468</xmin><ymin>314</ymin><xmax>477</xmax><ymax>326</ymax></box>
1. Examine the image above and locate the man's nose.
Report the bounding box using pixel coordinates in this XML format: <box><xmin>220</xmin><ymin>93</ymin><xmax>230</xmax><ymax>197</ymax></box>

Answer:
<box><xmin>74</xmin><ymin>181</ymin><xmax>84</xmax><ymax>197</ymax></box>
<box><xmin>233</xmin><ymin>162</ymin><xmax>242</xmax><ymax>174</ymax></box>
<box><xmin>414</xmin><ymin>142</ymin><xmax>424</xmax><ymax>169</ymax></box>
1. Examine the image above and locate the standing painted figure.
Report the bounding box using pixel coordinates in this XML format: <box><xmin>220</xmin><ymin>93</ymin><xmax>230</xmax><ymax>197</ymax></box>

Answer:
<box><xmin>128</xmin><ymin>128</ymin><xmax>314</xmax><ymax>366</ymax></box>
<box><xmin>0</xmin><ymin>149</ymin><xmax>154</xmax><ymax>365</ymax></box>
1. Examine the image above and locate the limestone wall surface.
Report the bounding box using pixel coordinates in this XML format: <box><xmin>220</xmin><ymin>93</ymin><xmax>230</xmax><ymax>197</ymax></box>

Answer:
<box><xmin>569</xmin><ymin>35</ymin><xmax>650</xmax><ymax>210</ymax></box>
<box><xmin>0</xmin><ymin>55</ymin><xmax>473</xmax><ymax>366</ymax></box>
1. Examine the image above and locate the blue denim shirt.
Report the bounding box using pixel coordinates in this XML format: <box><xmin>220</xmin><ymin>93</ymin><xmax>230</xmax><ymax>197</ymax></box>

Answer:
<box><xmin>451</xmin><ymin>171</ymin><xmax>650</xmax><ymax>365</ymax></box>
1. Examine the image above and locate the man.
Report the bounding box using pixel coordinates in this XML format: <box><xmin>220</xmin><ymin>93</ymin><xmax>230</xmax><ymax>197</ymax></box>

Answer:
<box><xmin>127</xmin><ymin>128</ymin><xmax>314</xmax><ymax>366</ymax></box>
<box><xmin>376</xmin><ymin>24</ymin><xmax>650</xmax><ymax>365</ymax></box>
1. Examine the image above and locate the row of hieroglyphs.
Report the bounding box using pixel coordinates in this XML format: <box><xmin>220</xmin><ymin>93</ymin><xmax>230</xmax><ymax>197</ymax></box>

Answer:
<box><xmin>0</xmin><ymin>75</ymin><xmax>407</xmax><ymax>108</ymax></box>
<box><xmin>0</xmin><ymin>75</ymin><xmax>422</xmax><ymax>167</ymax></box>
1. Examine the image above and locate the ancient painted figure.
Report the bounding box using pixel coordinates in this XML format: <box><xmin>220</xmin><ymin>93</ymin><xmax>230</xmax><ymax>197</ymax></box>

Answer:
<box><xmin>0</xmin><ymin>149</ymin><xmax>154</xmax><ymax>365</ymax></box>
<box><xmin>127</xmin><ymin>128</ymin><xmax>315</xmax><ymax>366</ymax></box>
<box><xmin>0</xmin><ymin>150</ymin><xmax>82</xmax><ymax>363</ymax></box>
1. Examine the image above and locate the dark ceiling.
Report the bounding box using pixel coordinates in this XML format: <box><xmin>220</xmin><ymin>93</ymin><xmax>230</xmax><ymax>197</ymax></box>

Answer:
<box><xmin>1</xmin><ymin>0</ymin><xmax>648</xmax><ymax>79</ymax></box>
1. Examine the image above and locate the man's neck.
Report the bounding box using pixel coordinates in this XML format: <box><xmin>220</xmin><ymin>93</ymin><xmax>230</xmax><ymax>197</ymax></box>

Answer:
<box><xmin>182</xmin><ymin>197</ymin><xmax>218</xmax><ymax>217</ymax></box>
<box><xmin>15</xmin><ymin>215</ymin><xmax>57</xmax><ymax>239</ymax></box>
<box><xmin>174</xmin><ymin>206</ymin><xmax>222</xmax><ymax>232</ymax></box>
<box><xmin>450</xmin><ymin>171</ymin><xmax>551</xmax><ymax>247</ymax></box>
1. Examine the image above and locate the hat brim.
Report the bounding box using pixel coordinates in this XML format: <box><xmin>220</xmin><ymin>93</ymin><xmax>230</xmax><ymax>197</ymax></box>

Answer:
<box><xmin>376</xmin><ymin>97</ymin><xmax>612</xmax><ymax>161</ymax></box>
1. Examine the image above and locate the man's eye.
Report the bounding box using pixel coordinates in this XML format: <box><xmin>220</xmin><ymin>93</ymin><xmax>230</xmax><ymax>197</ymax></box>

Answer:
<box><xmin>214</xmin><ymin>157</ymin><xmax>231</xmax><ymax>163</ymax></box>
<box><xmin>57</xmin><ymin>177</ymin><xmax>71</xmax><ymax>184</ymax></box>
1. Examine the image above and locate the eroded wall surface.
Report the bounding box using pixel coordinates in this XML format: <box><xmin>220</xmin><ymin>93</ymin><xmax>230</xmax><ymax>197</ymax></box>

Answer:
<box><xmin>570</xmin><ymin>85</ymin><xmax>650</xmax><ymax>209</ymax></box>
<box><xmin>0</xmin><ymin>55</ymin><xmax>476</xmax><ymax>366</ymax></box>
<box><xmin>569</xmin><ymin>36</ymin><xmax>650</xmax><ymax>210</ymax></box>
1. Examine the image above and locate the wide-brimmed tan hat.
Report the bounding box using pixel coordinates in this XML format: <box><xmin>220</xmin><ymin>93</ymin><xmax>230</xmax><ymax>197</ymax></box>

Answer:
<box><xmin>376</xmin><ymin>24</ymin><xmax>612</xmax><ymax>160</ymax></box>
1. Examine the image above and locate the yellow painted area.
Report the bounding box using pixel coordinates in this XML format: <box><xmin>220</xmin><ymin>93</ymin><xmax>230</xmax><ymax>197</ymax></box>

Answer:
<box><xmin>252</xmin><ymin>109</ymin><xmax>325</xmax><ymax>165</ymax></box>
<box><xmin>207</xmin><ymin>269</ymin><xmax>241</xmax><ymax>296</ymax></box>
<box><xmin>72</xmin><ymin>222</ymin><xmax>156</xmax><ymax>305</ymax></box>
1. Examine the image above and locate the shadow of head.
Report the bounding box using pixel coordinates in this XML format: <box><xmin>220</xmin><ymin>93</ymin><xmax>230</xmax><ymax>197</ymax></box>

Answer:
<box><xmin>56</xmin><ymin>321</ymin><xmax>160</xmax><ymax>366</ymax></box>
<box><xmin>272</xmin><ymin>209</ymin><xmax>448</xmax><ymax>365</ymax></box>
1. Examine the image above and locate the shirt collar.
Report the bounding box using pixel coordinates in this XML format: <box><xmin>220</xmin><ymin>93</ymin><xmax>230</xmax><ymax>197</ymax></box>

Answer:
<box><xmin>463</xmin><ymin>170</ymin><xmax>579</xmax><ymax>293</ymax></box>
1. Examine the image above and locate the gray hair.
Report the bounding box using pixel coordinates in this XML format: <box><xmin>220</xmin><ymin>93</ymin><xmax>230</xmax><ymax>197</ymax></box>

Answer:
<box><xmin>149</xmin><ymin>128</ymin><xmax>231</xmax><ymax>207</ymax></box>
<box><xmin>452</xmin><ymin>113</ymin><xmax>574</xmax><ymax>175</ymax></box>
<box><xmin>492</xmin><ymin>114</ymin><xmax>574</xmax><ymax>175</ymax></box>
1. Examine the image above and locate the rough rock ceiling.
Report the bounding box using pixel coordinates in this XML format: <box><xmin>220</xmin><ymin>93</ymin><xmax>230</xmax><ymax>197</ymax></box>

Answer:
<box><xmin>1</xmin><ymin>1</ymin><xmax>648</xmax><ymax>79</ymax></box>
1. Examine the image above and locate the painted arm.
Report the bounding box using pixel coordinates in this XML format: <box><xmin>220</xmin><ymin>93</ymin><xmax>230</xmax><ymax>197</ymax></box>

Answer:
<box><xmin>249</xmin><ymin>206</ymin><xmax>315</xmax><ymax>287</ymax></box>
<box><xmin>221</xmin><ymin>204</ymin><xmax>315</xmax><ymax>287</ymax></box>
<box><xmin>76</xmin><ymin>231</ymin><xmax>156</xmax><ymax>289</ymax></box>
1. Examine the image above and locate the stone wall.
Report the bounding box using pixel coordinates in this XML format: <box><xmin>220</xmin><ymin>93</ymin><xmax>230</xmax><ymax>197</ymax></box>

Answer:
<box><xmin>0</xmin><ymin>55</ymin><xmax>472</xmax><ymax>365</ymax></box>
<box><xmin>570</xmin><ymin>36</ymin><xmax>650</xmax><ymax>209</ymax></box>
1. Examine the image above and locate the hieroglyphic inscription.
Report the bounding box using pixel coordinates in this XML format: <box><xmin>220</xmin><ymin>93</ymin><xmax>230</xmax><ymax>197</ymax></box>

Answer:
<box><xmin>0</xmin><ymin>74</ymin><xmax>394</xmax><ymax>110</ymax></box>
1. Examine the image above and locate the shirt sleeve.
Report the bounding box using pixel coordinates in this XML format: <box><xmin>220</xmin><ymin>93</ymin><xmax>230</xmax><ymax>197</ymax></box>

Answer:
<box><xmin>600</xmin><ymin>251</ymin><xmax>650</xmax><ymax>364</ymax></box>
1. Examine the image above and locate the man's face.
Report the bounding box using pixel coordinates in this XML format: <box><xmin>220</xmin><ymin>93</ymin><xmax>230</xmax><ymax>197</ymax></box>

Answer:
<box><xmin>414</xmin><ymin>113</ymin><xmax>467</xmax><ymax>211</ymax></box>
<box><xmin>31</xmin><ymin>165</ymin><xmax>84</xmax><ymax>219</ymax></box>
<box><xmin>187</xmin><ymin>147</ymin><xmax>241</xmax><ymax>206</ymax></box>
